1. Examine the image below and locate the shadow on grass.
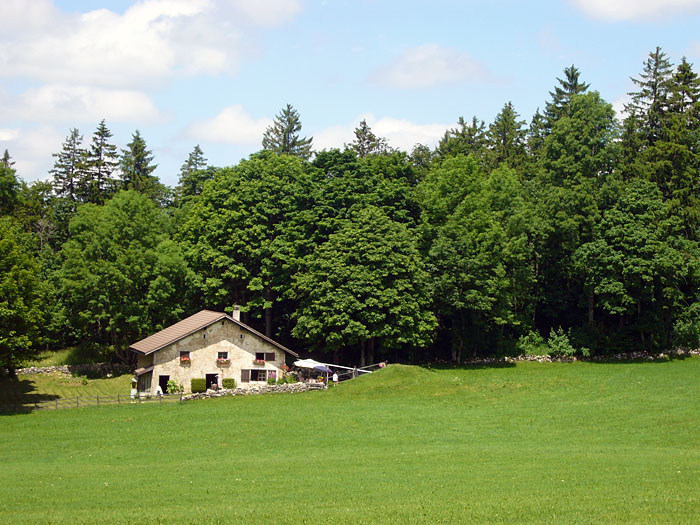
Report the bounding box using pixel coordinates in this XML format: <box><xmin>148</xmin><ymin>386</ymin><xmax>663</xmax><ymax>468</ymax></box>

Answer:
<box><xmin>0</xmin><ymin>376</ymin><xmax>60</xmax><ymax>415</ymax></box>
<box><xmin>587</xmin><ymin>353</ymin><xmax>694</xmax><ymax>365</ymax></box>
<box><xmin>419</xmin><ymin>361</ymin><xmax>516</xmax><ymax>372</ymax></box>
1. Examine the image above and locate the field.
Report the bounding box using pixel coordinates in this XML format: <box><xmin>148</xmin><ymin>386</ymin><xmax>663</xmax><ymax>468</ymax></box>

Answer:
<box><xmin>1</xmin><ymin>359</ymin><xmax>699</xmax><ymax>523</ymax></box>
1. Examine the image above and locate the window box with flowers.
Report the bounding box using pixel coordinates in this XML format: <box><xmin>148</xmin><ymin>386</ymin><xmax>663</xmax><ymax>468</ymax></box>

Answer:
<box><xmin>179</xmin><ymin>353</ymin><xmax>191</xmax><ymax>366</ymax></box>
<box><xmin>252</xmin><ymin>358</ymin><xmax>265</xmax><ymax>366</ymax></box>
<box><xmin>216</xmin><ymin>359</ymin><xmax>231</xmax><ymax>366</ymax></box>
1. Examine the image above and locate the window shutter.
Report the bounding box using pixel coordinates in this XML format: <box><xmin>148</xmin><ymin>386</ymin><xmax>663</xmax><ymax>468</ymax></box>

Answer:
<box><xmin>265</xmin><ymin>352</ymin><xmax>276</xmax><ymax>362</ymax></box>
<box><xmin>241</xmin><ymin>369</ymin><xmax>250</xmax><ymax>383</ymax></box>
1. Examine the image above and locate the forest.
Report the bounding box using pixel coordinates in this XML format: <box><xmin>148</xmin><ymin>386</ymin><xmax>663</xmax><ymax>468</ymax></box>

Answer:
<box><xmin>2</xmin><ymin>47</ymin><xmax>700</xmax><ymax>372</ymax></box>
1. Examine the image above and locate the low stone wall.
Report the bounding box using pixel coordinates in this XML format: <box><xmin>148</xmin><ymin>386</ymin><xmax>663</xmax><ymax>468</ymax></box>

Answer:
<box><xmin>16</xmin><ymin>363</ymin><xmax>133</xmax><ymax>377</ymax></box>
<box><xmin>441</xmin><ymin>348</ymin><xmax>700</xmax><ymax>367</ymax></box>
<box><xmin>183</xmin><ymin>381</ymin><xmax>326</xmax><ymax>401</ymax></box>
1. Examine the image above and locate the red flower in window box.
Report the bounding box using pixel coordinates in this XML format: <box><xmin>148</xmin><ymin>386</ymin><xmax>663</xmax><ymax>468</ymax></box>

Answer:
<box><xmin>179</xmin><ymin>356</ymin><xmax>191</xmax><ymax>365</ymax></box>
<box><xmin>216</xmin><ymin>359</ymin><xmax>231</xmax><ymax>366</ymax></box>
<box><xmin>253</xmin><ymin>358</ymin><xmax>265</xmax><ymax>365</ymax></box>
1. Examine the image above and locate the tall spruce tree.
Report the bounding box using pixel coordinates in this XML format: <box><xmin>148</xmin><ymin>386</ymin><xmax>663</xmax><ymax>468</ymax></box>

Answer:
<box><xmin>486</xmin><ymin>101</ymin><xmax>527</xmax><ymax>171</ymax></box>
<box><xmin>436</xmin><ymin>116</ymin><xmax>487</xmax><ymax>162</ymax></box>
<box><xmin>1</xmin><ymin>149</ymin><xmax>14</xmax><ymax>169</ymax></box>
<box><xmin>262</xmin><ymin>104</ymin><xmax>313</xmax><ymax>159</ymax></box>
<box><xmin>176</xmin><ymin>145</ymin><xmax>212</xmax><ymax>203</ymax></box>
<box><xmin>545</xmin><ymin>65</ymin><xmax>590</xmax><ymax>125</ymax></box>
<box><xmin>82</xmin><ymin>119</ymin><xmax>119</xmax><ymax>204</ymax></box>
<box><xmin>346</xmin><ymin>119</ymin><xmax>391</xmax><ymax>157</ymax></box>
<box><xmin>50</xmin><ymin>128</ymin><xmax>86</xmax><ymax>202</ymax></box>
<box><xmin>120</xmin><ymin>130</ymin><xmax>159</xmax><ymax>197</ymax></box>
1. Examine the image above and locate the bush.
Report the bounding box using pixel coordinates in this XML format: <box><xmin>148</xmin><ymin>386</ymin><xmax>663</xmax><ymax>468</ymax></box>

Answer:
<box><xmin>267</xmin><ymin>376</ymin><xmax>276</xmax><ymax>385</ymax></box>
<box><xmin>276</xmin><ymin>378</ymin><xmax>285</xmax><ymax>385</ymax></box>
<box><xmin>547</xmin><ymin>327</ymin><xmax>590</xmax><ymax>358</ymax></box>
<box><xmin>222</xmin><ymin>378</ymin><xmax>236</xmax><ymax>389</ymax></box>
<box><xmin>517</xmin><ymin>330</ymin><xmax>547</xmax><ymax>356</ymax></box>
<box><xmin>166</xmin><ymin>379</ymin><xmax>183</xmax><ymax>394</ymax></box>
<box><xmin>285</xmin><ymin>374</ymin><xmax>297</xmax><ymax>384</ymax></box>
<box><xmin>191</xmin><ymin>378</ymin><xmax>206</xmax><ymax>393</ymax></box>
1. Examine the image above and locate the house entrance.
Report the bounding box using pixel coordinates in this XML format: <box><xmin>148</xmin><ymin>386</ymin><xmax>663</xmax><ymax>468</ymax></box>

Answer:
<box><xmin>158</xmin><ymin>375</ymin><xmax>170</xmax><ymax>393</ymax></box>
<box><xmin>206</xmin><ymin>374</ymin><xmax>219</xmax><ymax>390</ymax></box>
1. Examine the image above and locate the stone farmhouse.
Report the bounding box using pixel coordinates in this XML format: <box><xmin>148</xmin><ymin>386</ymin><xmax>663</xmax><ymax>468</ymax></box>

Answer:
<box><xmin>129</xmin><ymin>308</ymin><xmax>298</xmax><ymax>394</ymax></box>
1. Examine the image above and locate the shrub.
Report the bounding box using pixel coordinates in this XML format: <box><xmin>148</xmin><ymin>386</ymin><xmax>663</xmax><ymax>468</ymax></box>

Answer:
<box><xmin>166</xmin><ymin>379</ymin><xmax>183</xmax><ymax>394</ymax></box>
<box><xmin>276</xmin><ymin>378</ymin><xmax>285</xmax><ymax>385</ymax></box>
<box><xmin>81</xmin><ymin>375</ymin><xmax>88</xmax><ymax>386</ymax></box>
<box><xmin>517</xmin><ymin>330</ymin><xmax>547</xmax><ymax>356</ymax></box>
<box><xmin>285</xmin><ymin>374</ymin><xmax>298</xmax><ymax>384</ymax></box>
<box><xmin>222</xmin><ymin>378</ymin><xmax>236</xmax><ymax>389</ymax></box>
<box><xmin>267</xmin><ymin>376</ymin><xmax>276</xmax><ymax>385</ymax></box>
<box><xmin>191</xmin><ymin>378</ymin><xmax>206</xmax><ymax>393</ymax></box>
<box><xmin>547</xmin><ymin>327</ymin><xmax>590</xmax><ymax>358</ymax></box>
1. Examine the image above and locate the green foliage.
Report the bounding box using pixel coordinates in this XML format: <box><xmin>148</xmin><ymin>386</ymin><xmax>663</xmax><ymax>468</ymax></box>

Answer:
<box><xmin>547</xmin><ymin>327</ymin><xmax>590</xmax><ymax>358</ymax></box>
<box><xmin>120</xmin><ymin>130</ymin><xmax>164</xmax><ymax>203</ymax></box>
<box><xmin>262</xmin><ymin>104</ymin><xmax>313</xmax><ymax>159</ymax></box>
<box><xmin>166</xmin><ymin>379</ymin><xmax>184</xmax><ymax>394</ymax></box>
<box><xmin>267</xmin><ymin>376</ymin><xmax>276</xmax><ymax>385</ymax></box>
<box><xmin>517</xmin><ymin>330</ymin><xmax>547</xmax><ymax>356</ymax></box>
<box><xmin>0</xmin><ymin>217</ymin><xmax>42</xmax><ymax>373</ymax></box>
<box><xmin>222</xmin><ymin>378</ymin><xmax>236</xmax><ymax>389</ymax></box>
<box><xmin>60</xmin><ymin>191</ymin><xmax>191</xmax><ymax>358</ymax></box>
<box><xmin>346</xmin><ymin>119</ymin><xmax>391</xmax><ymax>157</ymax></box>
<box><xmin>191</xmin><ymin>378</ymin><xmax>206</xmax><ymax>393</ymax></box>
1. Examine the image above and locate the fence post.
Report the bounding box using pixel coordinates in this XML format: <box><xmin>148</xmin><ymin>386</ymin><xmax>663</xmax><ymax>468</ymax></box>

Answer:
<box><xmin>138</xmin><ymin>393</ymin><xmax>141</xmax><ymax>404</ymax></box>
<box><xmin>55</xmin><ymin>399</ymin><xmax>58</xmax><ymax>410</ymax></box>
<box><xmin>118</xmin><ymin>393</ymin><xmax>120</xmax><ymax>405</ymax></box>
<box><xmin>76</xmin><ymin>396</ymin><xmax>79</xmax><ymax>408</ymax></box>
<box><xmin>180</xmin><ymin>393</ymin><xmax>182</xmax><ymax>403</ymax></box>
<box><xmin>97</xmin><ymin>395</ymin><xmax>99</xmax><ymax>407</ymax></box>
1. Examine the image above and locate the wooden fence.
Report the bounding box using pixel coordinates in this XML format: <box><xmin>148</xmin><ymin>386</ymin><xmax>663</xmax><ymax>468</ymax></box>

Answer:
<box><xmin>0</xmin><ymin>393</ymin><xmax>184</xmax><ymax>414</ymax></box>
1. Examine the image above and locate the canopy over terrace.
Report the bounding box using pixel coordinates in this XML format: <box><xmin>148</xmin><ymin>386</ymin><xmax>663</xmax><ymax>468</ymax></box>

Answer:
<box><xmin>293</xmin><ymin>359</ymin><xmax>373</xmax><ymax>381</ymax></box>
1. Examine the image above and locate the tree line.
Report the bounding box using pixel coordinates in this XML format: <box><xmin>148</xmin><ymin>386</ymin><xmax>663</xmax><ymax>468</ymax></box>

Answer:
<box><xmin>2</xmin><ymin>47</ymin><xmax>700</xmax><ymax>374</ymax></box>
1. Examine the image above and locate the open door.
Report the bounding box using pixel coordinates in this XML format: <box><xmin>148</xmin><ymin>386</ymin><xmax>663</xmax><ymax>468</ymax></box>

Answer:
<box><xmin>159</xmin><ymin>375</ymin><xmax>170</xmax><ymax>393</ymax></box>
<box><xmin>206</xmin><ymin>374</ymin><xmax>218</xmax><ymax>389</ymax></box>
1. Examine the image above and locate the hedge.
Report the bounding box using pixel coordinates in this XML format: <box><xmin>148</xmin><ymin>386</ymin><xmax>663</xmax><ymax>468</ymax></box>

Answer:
<box><xmin>191</xmin><ymin>378</ymin><xmax>206</xmax><ymax>393</ymax></box>
<box><xmin>222</xmin><ymin>378</ymin><xmax>236</xmax><ymax>389</ymax></box>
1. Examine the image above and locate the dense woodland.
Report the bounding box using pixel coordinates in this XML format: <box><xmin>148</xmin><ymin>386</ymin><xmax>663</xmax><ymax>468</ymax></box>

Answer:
<box><xmin>2</xmin><ymin>47</ymin><xmax>700</xmax><ymax>372</ymax></box>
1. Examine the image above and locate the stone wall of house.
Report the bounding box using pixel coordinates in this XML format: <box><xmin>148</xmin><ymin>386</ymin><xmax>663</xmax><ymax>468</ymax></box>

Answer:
<box><xmin>147</xmin><ymin>318</ymin><xmax>287</xmax><ymax>394</ymax></box>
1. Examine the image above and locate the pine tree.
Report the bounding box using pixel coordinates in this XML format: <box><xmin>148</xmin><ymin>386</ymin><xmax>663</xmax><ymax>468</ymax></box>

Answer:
<box><xmin>545</xmin><ymin>65</ymin><xmax>590</xmax><ymax>125</ymax></box>
<box><xmin>262</xmin><ymin>104</ymin><xmax>313</xmax><ymax>159</ymax></box>
<box><xmin>176</xmin><ymin>145</ymin><xmax>213</xmax><ymax>203</ymax></box>
<box><xmin>120</xmin><ymin>130</ymin><xmax>159</xmax><ymax>196</ymax></box>
<box><xmin>486</xmin><ymin>101</ymin><xmax>527</xmax><ymax>170</ymax></box>
<box><xmin>82</xmin><ymin>119</ymin><xmax>119</xmax><ymax>204</ymax></box>
<box><xmin>346</xmin><ymin>119</ymin><xmax>391</xmax><ymax>157</ymax></box>
<box><xmin>437</xmin><ymin>116</ymin><xmax>487</xmax><ymax>162</ymax></box>
<box><xmin>50</xmin><ymin>128</ymin><xmax>86</xmax><ymax>202</ymax></box>
<box><xmin>625</xmin><ymin>47</ymin><xmax>674</xmax><ymax>146</ymax></box>
<box><xmin>1</xmin><ymin>149</ymin><xmax>14</xmax><ymax>169</ymax></box>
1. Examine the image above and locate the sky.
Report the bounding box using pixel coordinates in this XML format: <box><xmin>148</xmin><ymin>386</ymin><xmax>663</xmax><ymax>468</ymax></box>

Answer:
<box><xmin>1</xmin><ymin>0</ymin><xmax>700</xmax><ymax>187</ymax></box>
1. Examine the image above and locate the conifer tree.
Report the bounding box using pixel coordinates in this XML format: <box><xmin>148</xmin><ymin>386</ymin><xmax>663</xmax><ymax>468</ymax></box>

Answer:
<box><xmin>120</xmin><ymin>130</ymin><xmax>159</xmax><ymax>196</ymax></box>
<box><xmin>176</xmin><ymin>145</ymin><xmax>213</xmax><ymax>202</ymax></box>
<box><xmin>50</xmin><ymin>128</ymin><xmax>86</xmax><ymax>202</ymax></box>
<box><xmin>487</xmin><ymin>101</ymin><xmax>527</xmax><ymax>170</ymax></box>
<box><xmin>437</xmin><ymin>116</ymin><xmax>487</xmax><ymax>162</ymax></box>
<box><xmin>346</xmin><ymin>119</ymin><xmax>391</xmax><ymax>157</ymax></box>
<box><xmin>83</xmin><ymin>119</ymin><xmax>119</xmax><ymax>204</ymax></box>
<box><xmin>262</xmin><ymin>104</ymin><xmax>313</xmax><ymax>159</ymax></box>
<box><xmin>1</xmin><ymin>149</ymin><xmax>14</xmax><ymax>169</ymax></box>
<box><xmin>545</xmin><ymin>65</ymin><xmax>590</xmax><ymax>125</ymax></box>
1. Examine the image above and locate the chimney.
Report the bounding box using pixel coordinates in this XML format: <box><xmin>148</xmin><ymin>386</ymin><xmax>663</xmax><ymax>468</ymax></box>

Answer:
<box><xmin>232</xmin><ymin>305</ymin><xmax>240</xmax><ymax>322</ymax></box>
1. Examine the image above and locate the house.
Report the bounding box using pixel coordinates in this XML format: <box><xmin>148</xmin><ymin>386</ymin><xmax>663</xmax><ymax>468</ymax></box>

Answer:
<box><xmin>129</xmin><ymin>307</ymin><xmax>299</xmax><ymax>394</ymax></box>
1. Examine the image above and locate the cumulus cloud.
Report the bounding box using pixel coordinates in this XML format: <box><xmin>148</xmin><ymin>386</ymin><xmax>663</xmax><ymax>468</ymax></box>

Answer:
<box><xmin>187</xmin><ymin>105</ymin><xmax>272</xmax><ymax>145</ymax></box>
<box><xmin>570</xmin><ymin>0</ymin><xmax>700</xmax><ymax>20</ymax></box>
<box><xmin>0</xmin><ymin>0</ymin><xmax>302</xmax><ymax>89</ymax></box>
<box><xmin>314</xmin><ymin>114</ymin><xmax>449</xmax><ymax>152</ymax></box>
<box><xmin>0</xmin><ymin>85</ymin><xmax>161</xmax><ymax>123</ymax></box>
<box><xmin>369</xmin><ymin>44</ymin><xmax>493</xmax><ymax>89</ymax></box>
<box><xmin>0</xmin><ymin>126</ymin><xmax>65</xmax><ymax>181</ymax></box>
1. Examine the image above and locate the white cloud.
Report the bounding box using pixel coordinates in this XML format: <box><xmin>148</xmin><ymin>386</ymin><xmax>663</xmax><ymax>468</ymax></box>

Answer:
<box><xmin>0</xmin><ymin>0</ymin><xmax>301</xmax><ymax>89</ymax></box>
<box><xmin>1</xmin><ymin>85</ymin><xmax>161</xmax><ymax>124</ymax></box>
<box><xmin>314</xmin><ymin>114</ymin><xmax>449</xmax><ymax>152</ymax></box>
<box><xmin>369</xmin><ymin>44</ymin><xmax>493</xmax><ymax>89</ymax></box>
<box><xmin>187</xmin><ymin>105</ymin><xmax>272</xmax><ymax>145</ymax></box>
<box><xmin>225</xmin><ymin>0</ymin><xmax>303</xmax><ymax>26</ymax></box>
<box><xmin>0</xmin><ymin>128</ymin><xmax>19</xmax><ymax>141</ymax></box>
<box><xmin>570</xmin><ymin>0</ymin><xmax>700</xmax><ymax>20</ymax></box>
<box><xmin>1</xmin><ymin>126</ymin><xmax>64</xmax><ymax>182</ymax></box>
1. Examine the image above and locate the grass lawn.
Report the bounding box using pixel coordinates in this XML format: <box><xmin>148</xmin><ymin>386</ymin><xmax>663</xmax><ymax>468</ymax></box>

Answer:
<box><xmin>1</xmin><ymin>359</ymin><xmax>699</xmax><ymax>523</ymax></box>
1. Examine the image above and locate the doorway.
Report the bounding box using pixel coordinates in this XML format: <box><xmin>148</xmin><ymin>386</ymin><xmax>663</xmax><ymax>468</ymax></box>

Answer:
<box><xmin>206</xmin><ymin>374</ymin><xmax>219</xmax><ymax>389</ymax></box>
<box><xmin>158</xmin><ymin>375</ymin><xmax>170</xmax><ymax>393</ymax></box>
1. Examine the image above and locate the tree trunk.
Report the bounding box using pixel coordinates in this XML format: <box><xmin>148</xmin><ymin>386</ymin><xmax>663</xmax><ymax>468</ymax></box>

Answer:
<box><xmin>588</xmin><ymin>293</ymin><xmax>594</xmax><ymax>325</ymax></box>
<box><xmin>360</xmin><ymin>340</ymin><xmax>366</xmax><ymax>367</ymax></box>
<box><xmin>368</xmin><ymin>338</ymin><xmax>375</xmax><ymax>365</ymax></box>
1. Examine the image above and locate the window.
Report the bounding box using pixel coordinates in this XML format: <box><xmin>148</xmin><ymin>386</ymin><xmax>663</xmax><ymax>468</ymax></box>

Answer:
<box><xmin>255</xmin><ymin>352</ymin><xmax>265</xmax><ymax>361</ymax></box>
<box><xmin>251</xmin><ymin>369</ymin><xmax>267</xmax><ymax>382</ymax></box>
<box><xmin>179</xmin><ymin>351</ymin><xmax>190</xmax><ymax>364</ymax></box>
<box><xmin>265</xmin><ymin>352</ymin><xmax>275</xmax><ymax>362</ymax></box>
<box><xmin>218</xmin><ymin>351</ymin><xmax>228</xmax><ymax>360</ymax></box>
<box><xmin>242</xmin><ymin>369</ymin><xmax>267</xmax><ymax>382</ymax></box>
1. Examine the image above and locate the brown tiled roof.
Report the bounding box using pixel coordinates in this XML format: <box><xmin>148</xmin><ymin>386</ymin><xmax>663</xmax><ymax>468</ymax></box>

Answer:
<box><xmin>129</xmin><ymin>309</ymin><xmax>298</xmax><ymax>357</ymax></box>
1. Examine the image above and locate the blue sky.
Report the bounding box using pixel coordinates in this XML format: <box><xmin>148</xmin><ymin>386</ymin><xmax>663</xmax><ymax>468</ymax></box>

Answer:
<box><xmin>1</xmin><ymin>0</ymin><xmax>699</xmax><ymax>186</ymax></box>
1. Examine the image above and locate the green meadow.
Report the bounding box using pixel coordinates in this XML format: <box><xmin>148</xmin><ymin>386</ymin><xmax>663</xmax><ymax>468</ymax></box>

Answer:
<box><xmin>1</xmin><ymin>359</ymin><xmax>699</xmax><ymax>524</ymax></box>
